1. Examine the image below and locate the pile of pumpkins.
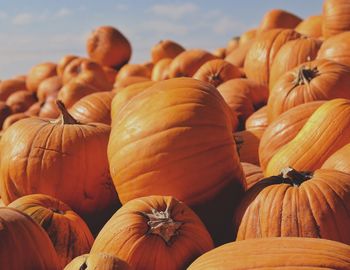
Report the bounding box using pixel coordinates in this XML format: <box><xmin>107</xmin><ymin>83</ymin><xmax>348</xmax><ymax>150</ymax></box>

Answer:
<box><xmin>1</xmin><ymin>0</ymin><xmax>350</xmax><ymax>269</ymax></box>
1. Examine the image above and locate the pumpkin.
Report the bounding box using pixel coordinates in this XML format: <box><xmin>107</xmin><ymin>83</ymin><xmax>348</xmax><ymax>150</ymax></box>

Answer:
<box><xmin>113</xmin><ymin>76</ymin><xmax>151</xmax><ymax>91</ymax></box>
<box><xmin>259</xmin><ymin>9</ymin><xmax>302</xmax><ymax>31</ymax></box>
<box><xmin>8</xmin><ymin>194</ymin><xmax>94</xmax><ymax>268</ymax></box>
<box><xmin>241</xmin><ymin>162</ymin><xmax>264</xmax><ymax>190</ymax></box>
<box><xmin>188</xmin><ymin>237</ymin><xmax>350</xmax><ymax>269</ymax></box>
<box><xmin>6</xmin><ymin>90</ymin><xmax>37</xmax><ymax>113</ymax></box>
<box><xmin>267</xmin><ymin>59</ymin><xmax>350</xmax><ymax>122</ymax></box>
<box><xmin>259</xmin><ymin>101</ymin><xmax>325</xmax><ymax>171</ymax></box>
<box><xmin>168</xmin><ymin>49</ymin><xmax>217</xmax><ymax>78</ymax></box>
<box><xmin>151</xmin><ymin>39</ymin><xmax>185</xmax><ymax>63</ymax></box>
<box><xmin>69</xmin><ymin>91</ymin><xmax>115</xmax><ymax>125</ymax></box>
<box><xmin>269</xmin><ymin>36</ymin><xmax>322</xmax><ymax>90</ymax></box>
<box><xmin>226</xmin><ymin>37</ymin><xmax>240</xmax><ymax>55</ymax></box>
<box><xmin>193</xmin><ymin>59</ymin><xmax>241</xmax><ymax>87</ymax></box>
<box><xmin>322</xmin><ymin>0</ymin><xmax>350</xmax><ymax>38</ymax></box>
<box><xmin>151</xmin><ymin>58</ymin><xmax>172</xmax><ymax>81</ymax></box>
<box><xmin>0</xmin><ymin>207</ymin><xmax>60</xmax><ymax>270</ymax></box>
<box><xmin>317</xmin><ymin>31</ymin><xmax>350</xmax><ymax>67</ymax></box>
<box><xmin>239</xmin><ymin>29</ymin><xmax>257</xmax><ymax>46</ymax></box>
<box><xmin>103</xmin><ymin>66</ymin><xmax>118</xmax><ymax>85</ymax></box>
<box><xmin>39</xmin><ymin>96</ymin><xmax>60</xmax><ymax>118</ymax></box>
<box><xmin>116</xmin><ymin>64</ymin><xmax>152</xmax><ymax>81</ymax></box>
<box><xmin>245</xmin><ymin>106</ymin><xmax>268</xmax><ymax>131</ymax></box>
<box><xmin>235</xmin><ymin>167</ymin><xmax>350</xmax><ymax>244</ymax></box>
<box><xmin>322</xmin><ymin>143</ymin><xmax>350</xmax><ymax>174</ymax></box>
<box><xmin>234</xmin><ymin>129</ymin><xmax>263</xmax><ymax>166</ymax></box>
<box><xmin>244</xmin><ymin>29</ymin><xmax>301</xmax><ymax>86</ymax></box>
<box><xmin>212</xmin><ymin>47</ymin><xmax>226</xmax><ymax>59</ymax></box>
<box><xmin>225</xmin><ymin>40</ymin><xmax>254</xmax><ymax>68</ymax></box>
<box><xmin>0</xmin><ymin>102</ymin><xmax>12</xmax><ymax>128</ymax></box>
<box><xmin>86</xmin><ymin>25</ymin><xmax>132</xmax><ymax>69</ymax></box>
<box><xmin>26</xmin><ymin>101</ymin><xmax>42</xmax><ymax>116</ymax></box>
<box><xmin>295</xmin><ymin>15</ymin><xmax>323</xmax><ymax>38</ymax></box>
<box><xmin>0</xmin><ymin>79</ymin><xmax>26</xmax><ymax>101</ymax></box>
<box><xmin>37</xmin><ymin>76</ymin><xmax>62</xmax><ymax>102</ymax></box>
<box><xmin>2</xmin><ymin>112</ymin><xmax>30</xmax><ymax>130</ymax></box>
<box><xmin>64</xmin><ymin>253</ymin><xmax>130</xmax><ymax>270</ymax></box>
<box><xmin>0</xmin><ymin>100</ymin><xmax>117</xmax><ymax>216</ymax></box>
<box><xmin>26</xmin><ymin>62</ymin><xmax>57</xmax><ymax>93</ymax></box>
<box><xmin>91</xmin><ymin>196</ymin><xmax>214</xmax><ymax>270</ymax></box>
<box><xmin>57</xmin><ymin>55</ymin><xmax>79</xmax><ymax>77</ymax></box>
<box><xmin>265</xmin><ymin>99</ymin><xmax>350</xmax><ymax>176</ymax></box>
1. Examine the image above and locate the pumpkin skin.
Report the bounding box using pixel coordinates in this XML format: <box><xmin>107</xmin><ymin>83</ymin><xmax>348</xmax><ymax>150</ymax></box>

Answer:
<box><xmin>151</xmin><ymin>58</ymin><xmax>172</xmax><ymax>81</ymax></box>
<box><xmin>241</xmin><ymin>162</ymin><xmax>264</xmax><ymax>190</ymax></box>
<box><xmin>265</xmin><ymin>99</ymin><xmax>350</xmax><ymax>176</ymax></box>
<box><xmin>245</xmin><ymin>106</ymin><xmax>268</xmax><ymax>131</ymax></box>
<box><xmin>113</xmin><ymin>76</ymin><xmax>151</xmax><ymax>91</ymax></box>
<box><xmin>322</xmin><ymin>143</ymin><xmax>350</xmax><ymax>174</ymax></box>
<box><xmin>57</xmin><ymin>55</ymin><xmax>79</xmax><ymax>77</ymax></box>
<box><xmin>244</xmin><ymin>29</ymin><xmax>301</xmax><ymax>86</ymax></box>
<box><xmin>259</xmin><ymin>9</ymin><xmax>302</xmax><ymax>31</ymax></box>
<box><xmin>295</xmin><ymin>15</ymin><xmax>323</xmax><ymax>38</ymax></box>
<box><xmin>225</xmin><ymin>37</ymin><xmax>240</xmax><ymax>55</ymax></box>
<box><xmin>0</xmin><ymin>79</ymin><xmax>26</xmax><ymax>101</ymax></box>
<box><xmin>225</xmin><ymin>40</ymin><xmax>254</xmax><ymax>68</ymax></box>
<box><xmin>69</xmin><ymin>91</ymin><xmax>115</xmax><ymax>125</ymax></box>
<box><xmin>212</xmin><ymin>47</ymin><xmax>226</xmax><ymax>59</ymax></box>
<box><xmin>322</xmin><ymin>0</ymin><xmax>350</xmax><ymax>38</ymax></box>
<box><xmin>116</xmin><ymin>64</ymin><xmax>152</xmax><ymax>81</ymax></box>
<box><xmin>0</xmin><ymin>207</ymin><xmax>60</xmax><ymax>270</ymax></box>
<box><xmin>193</xmin><ymin>59</ymin><xmax>241</xmax><ymax>87</ymax></box>
<box><xmin>168</xmin><ymin>49</ymin><xmax>217</xmax><ymax>78</ymax></box>
<box><xmin>234</xmin><ymin>129</ymin><xmax>263</xmax><ymax>166</ymax></box>
<box><xmin>64</xmin><ymin>253</ymin><xmax>130</xmax><ymax>270</ymax></box>
<box><xmin>235</xmin><ymin>168</ymin><xmax>350</xmax><ymax>244</ymax></box>
<box><xmin>6</xmin><ymin>90</ymin><xmax>37</xmax><ymax>113</ymax></box>
<box><xmin>103</xmin><ymin>66</ymin><xmax>118</xmax><ymax>85</ymax></box>
<box><xmin>259</xmin><ymin>101</ymin><xmax>324</xmax><ymax>171</ymax></box>
<box><xmin>0</xmin><ymin>101</ymin><xmax>117</xmax><ymax>216</ymax></box>
<box><xmin>267</xmin><ymin>59</ymin><xmax>350</xmax><ymax>122</ymax></box>
<box><xmin>317</xmin><ymin>31</ymin><xmax>350</xmax><ymax>67</ymax></box>
<box><xmin>2</xmin><ymin>112</ymin><xmax>30</xmax><ymax>130</ymax></box>
<box><xmin>26</xmin><ymin>62</ymin><xmax>57</xmax><ymax>93</ymax></box>
<box><xmin>8</xmin><ymin>194</ymin><xmax>94</xmax><ymax>268</ymax></box>
<box><xmin>0</xmin><ymin>102</ymin><xmax>12</xmax><ymax>128</ymax></box>
<box><xmin>269</xmin><ymin>36</ymin><xmax>322</xmax><ymax>90</ymax></box>
<box><xmin>39</xmin><ymin>96</ymin><xmax>60</xmax><ymax>118</ymax></box>
<box><xmin>26</xmin><ymin>101</ymin><xmax>42</xmax><ymax>116</ymax></box>
<box><xmin>109</xmin><ymin>77</ymin><xmax>243</xmax><ymax>205</ymax></box>
<box><xmin>37</xmin><ymin>76</ymin><xmax>62</xmax><ymax>102</ymax></box>
<box><xmin>151</xmin><ymin>39</ymin><xmax>185</xmax><ymax>63</ymax></box>
<box><xmin>91</xmin><ymin>196</ymin><xmax>214</xmax><ymax>270</ymax></box>
<box><xmin>86</xmin><ymin>26</ymin><xmax>132</xmax><ymax>69</ymax></box>
<box><xmin>239</xmin><ymin>29</ymin><xmax>257</xmax><ymax>46</ymax></box>
<box><xmin>188</xmin><ymin>237</ymin><xmax>350</xmax><ymax>269</ymax></box>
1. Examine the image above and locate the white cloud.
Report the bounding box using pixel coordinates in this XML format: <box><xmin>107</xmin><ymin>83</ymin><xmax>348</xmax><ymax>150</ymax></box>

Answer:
<box><xmin>12</xmin><ymin>13</ymin><xmax>35</xmax><ymax>25</ymax></box>
<box><xmin>55</xmin><ymin>8</ymin><xmax>72</xmax><ymax>18</ymax></box>
<box><xmin>213</xmin><ymin>16</ymin><xmax>248</xmax><ymax>35</ymax></box>
<box><xmin>149</xmin><ymin>3</ymin><xmax>198</xmax><ymax>20</ymax></box>
<box><xmin>143</xmin><ymin>20</ymin><xmax>189</xmax><ymax>35</ymax></box>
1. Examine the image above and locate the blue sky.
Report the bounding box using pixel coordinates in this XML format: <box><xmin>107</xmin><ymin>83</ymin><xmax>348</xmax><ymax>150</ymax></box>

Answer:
<box><xmin>0</xmin><ymin>0</ymin><xmax>323</xmax><ymax>78</ymax></box>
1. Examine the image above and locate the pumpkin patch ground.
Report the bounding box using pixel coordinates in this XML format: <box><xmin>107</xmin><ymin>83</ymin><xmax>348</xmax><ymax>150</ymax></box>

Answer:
<box><xmin>1</xmin><ymin>1</ymin><xmax>350</xmax><ymax>269</ymax></box>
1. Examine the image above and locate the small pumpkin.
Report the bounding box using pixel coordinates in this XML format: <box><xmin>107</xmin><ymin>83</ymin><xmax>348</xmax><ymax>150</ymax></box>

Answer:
<box><xmin>295</xmin><ymin>15</ymin><xmax>323</xmax><ymax>38</ymax></box>
<box><xmin>116</xmin><ymin>63</ymin><xmax>152</xmax><ymax>81</ymax></box>
<box><xmin>226</xmin><ymin>37</ymin><xmax>240</xmax><ymax>55</ymax></box>
<box><xmin>26</xmin><ymin>62</ymin><xmax>57</xmax><ymax>93</ymax></box>
<box><xmin>234</xmin><ymin>129</ymin><xmax>263</xmax><ymax>166</ymax></box>
<box><xmin>241</xmin><ymin>162</ymin><xmax>264</xmax><ymax>190</ymax></box>
<box><xmin>259</xmin><ymin>9</ymin><xmax>302</xmax><ymax>31</ymax></box>
<box><xmin>212</xmin><ymin>47</ymin><xmax>226</xmax><ymax>59</ymax></box>
<box><xmin>0</xmin><ymin>79</ymin><xmax>26</xmax><ymax>101</ymax></box>
<box><xmin>113</xmin><ymin>76</ymin><xmax>151</xmax><ymax>91</ymax></box>
<box><xmin>322</xmin><ymin>0</ymin><xmax>350</xmax><ymax>38</ymax></box>
<box><xmin>245</xmin><ymin>106</ymin><xmax>268</xmax><ymax>131</ymax></box>
<box><xmin>0</xmin><ymin>102</ymin><xmax>12</xmax><ymax>128</ymax></box>
<box><xmin>151</xmin><ymin>39</ymin><xmax>185</xmax><ymax>63</ymax></box>
<box><xmin>37</xmin><ymin>76</ymin><xmax>62</xmax><ymax>102</ymax></box>
<box><xmin>2</xmin><ymin>112</ymin><xmax>30</xmax><ymax>130</ymax></box>
<box><xmin>64</xmin><ymin>253</ymin><xmax>130</xmax><ymax>270</ymax></box>
<box><xmin>225</xmin><ymin>40</ymin><xmax>254</xmax><ymax>68</ymax></box>
<box><xmin>6</xmin><ymin>90</ymin><xmax>37</xmax><ymax>113</ymax></box>
<box><xmin>57</xmin><ymin>55</ymin><xmax>79</xmax><ymax>77</ymax></box>
<box><xmin>151</xmin><ymin>58</ymin><xmax>172</xmax><ymax>81</ymax></box>
<box><xmin>39</xmin><ymin>96</ymin><xmax>60</xmax><ymax>118</ymax></box>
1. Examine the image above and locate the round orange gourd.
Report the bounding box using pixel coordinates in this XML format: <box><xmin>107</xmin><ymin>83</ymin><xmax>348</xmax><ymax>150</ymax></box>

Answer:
<box><xmin>57</xmin><ymin>55</ymin><xmax>79</xmax><ymax>77</ymax></box>
<box><xmin>225</xmin><ymin>37</ymin><xmax>240</xmax><ymax>55</ymax></box>
<box><xmin>113</xmin><ymin>76</ymin><xmax>151</xmax><ymax>91</ymax></box>
<box><xmin>245</xmin><ymin>106</ymin><xmax>268</xmax><ymax>131</ymax></box>
<box><xmin>212</xmin><ymin>47</ymin><xmax>226</xmax><ymax>59</ymax></box>
<box><xmin>151</xmin><ymin>39</ymin><xmax>185</xmax><ymax>63</ymax></box>
<box><xmin>116</xmin><ymin>64</ymin><xmax>151</xmax><ymax>80</ymax></box>
<box><xmin>6</xmin><ymin>90</ymin><xmax>37</xmax><ymax>113</ymax></box>
<box><xmin>26</xmin><ymin>62</ymin><xmax>57</xmax><ymax>93</ymax></box>
<box><xmin>2</xmin><ymin>112</ymin><xmax>30</xmax><ymax>130</ymax></box>
<box><xmin>241</xmin><ymin>162</ymin><xmax>264</xmax><ymax>190</ymax></box>
<box><xmin>0</xmin><ymin>79</ymin><xmax>26</xmax><ymax>101</ymax></box>
<box><xmin>64</xmin><ymin>253</ymin><xmax>130</xmax><ymax>270</ymax></box>
<box><xmin>151</xmin><ymin>58</ymin><xmax>172</xmax><ymax>81</ymax></box>
<box><xmin>37</xmin><ymin>76</ymin><xmax>62</xmax><ymax>102</ymax></box>
<box><xmin>0</xmin><ymin>102</ymin><xmax>12</xmax><ymax>128</ymax></box>
<box><xmin>239</xmin><ymin>29</ymin><xmax>257</xmax><ymax>46</ymax></box>
<box><xmin>234</xmin><ymin>129</ymin><xmax>263</xmax><ymax>166</ymax></box>
<box><xmin>225</xmin><ymin>40</ymin><xmax>254</xmax><ymax>68</ymax></box>
<box><xmin>322</xmin><ymin>0</ymin><xmax>350</xmax><ymax>38</ymax></box>
<box><xmin>295</xmin><ymin>15</ymin><xmax>323</xmax><ymax>38</ymax></box>
<box><xmin>259</xmin><ymin>9</ymin><xmax>302</xmax><ymax>31</ymax></box>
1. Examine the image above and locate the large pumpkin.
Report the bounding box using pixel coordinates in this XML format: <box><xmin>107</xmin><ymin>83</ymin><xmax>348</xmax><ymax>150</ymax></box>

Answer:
<box><xmin>188</xmin><ymin>237</ymin><xmax>350</xmax><ymax>269</ymax></box>
<box><xmin>267</xmin><ymin>59</ymin><xmax>350</xmax><ymax>122</ymax></box>
<box><xmin>235</xmin><ymin>168</ymin><xmax>350</xmax><ymax>244</ymax></box>
<box><xmin>259</xmin><ymin>9</ymin><xmax>302</xmax><ymax>31</ymax></box>
<box><xmin>91</xmin><ymin>196</ymin><xmax>214</xmax><ymax>270</ymax></box>
<box><xmin>151</xmin><ymin>39</ymin><xmax>185</xmax><ymax>63</ymax></box>
<box><xmin>8</xmin><ymin>194</ymin><xmax>94</xmax><ymax>268</ymax></box>
<box><xmin>64</xmin><ymin>253</ymin><xmax>130</xmax><ymax>270</ymax></box>
<box><xmin>0</xmin><ymin>101</ymin><xmax>117</xmax><ymax>216</ymax></box>
<box><xmin>0</xmin><ymin>207</ymin><xmax>60</xmax><ymax>269</ymax></box>
<box><xmin>295</xmin><ymin>15</ymin><xmax>323</xmax><ymax>38</ymax></box>
<box><xmin>322</xmin><ymin>0</ymin><xmax>350</xmax><ymax>38</ymax></box>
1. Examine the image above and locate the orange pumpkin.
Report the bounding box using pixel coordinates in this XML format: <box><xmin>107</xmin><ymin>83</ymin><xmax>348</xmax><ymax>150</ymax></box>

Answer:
<box><xmin>26</xmin><ymin>62</ymin><xmax>57</xmax><ymax>93</ymax></box>
<box><xmin>64</xmin><ymin>253</ymin><xmax>130</xmax><ymax>270</ymax></box>
<box><xmin>151</xmin><ymin>39</ymin><xmax>185</xmax><ymax>63</ymax></box>
<box><xmin>0</xmin><ymin>79</ymin><xmax>26</xmax><ymax>101</ymax></box>
<box><xmin>37</xmin><ymin>76</ymin><xmax>62</xmax><ymax>102</ymax></box>
<box><xmin>234</xmin><ymin>129</ymin><xmax>263</xmax><ymax>166</ymax></box>
<box><xmin>2</xmin><ymin>112</ymin><xmax>30</xmax><ymax>130</ymax></box>
<box><xmin>39</xmin><ymin>96</ymin><xmax>60</xmax><ymax>119</ymax></box>
<box><xmin>188</xmin><ymin>237</ymin><xmax>350</xmax><ymax>269</ymax></box>
<box><xmin>86</xmin><ymin>25</ymin><xmax>132</xmax><ymax>69</ymax></box>
<box><xmin>0</xmin><ymin>102</ymin><xmax>12</xmax><ymax>128</ymax></box>
<box><xmin>259</xmin><ymin>9</ymin><xmax>302</xmax><ymax>31</ymax></box>
<box><xmin>295</xmin><ymin>15</ymin><xmax>323</xmax><ymax>38</ymax></box>
<box><xmin>322</xmin><ymin>0</ymin><xmax>350</xmax><ymax>38</ymax></box>
<box><xmin>322</xmin><ymin>143</ymin><xmax>350</xmax><ymax>174</ymax></box>
<box><xmin>57</xmin><ymin>55</ymin><xmax>79</xmax><ymax>77</ymax></box>
<box><xmin>103</xmin><ymin>66</ymin><xmax>118</xmax><ymax>85</ymax></box>
<box><xmin>0</xmin><ymin>207</ymin><xmax>60</xmax><ymax>269</ymax></box>
<box><xmin>225</xmin><ymin>37</ymin><xmax>240</xmax><ymax>55</ymax></box>
<box><xmin>9</xmin><ymin>194</ymin><xmax>94</xmax><ymax>268</ymax></box>
<box><xmin>225</xmin><ymin>40</ymin><xmax>254</xmax><ymax>68</ymax></box>
<box><xmin>116</xmin><ymin>64</ymin><xmax>152</xmax><ymax>80</ymax></box>
<box><xmin>241</xmin><ymin>162</ymin><xmax>264</xmax><ymax>190</ymax></box>
<box><xmin>193</xmin><ymin>59</ymin><xmax>241</xmax><ymax>87</ymax></box>
<box><xmin>91</xmin><ymin>196</ymin><xmax>214</xmax><ymax>270</ymax></box>
<box><xmin>113</xmin><ymin>76</ymin><xmax>151</xmax><ymax>91</ymax></box>
<box><xmin>239</xmin><ymin>29</ymin><xmax>257</xmax><ymax>46</ymax></box>
<box><xmin>151</xmin><ymin>58</ymin><xmax>172</xmax><ymax>81</ymax></box>
<box><xmin>245</xmin><ymin>106</ymin><xmax>268</xmax><ymax>131</ymax></box>
<box><xmin>25</xmin><ymin>101</ymin><xmax>42</xmax><ymax>116</ymax></box>
<box><xmin>6</xmin><ymin>90</ymin><xmax>37</xmax><ymax>113</ymax></box>
<box><xmin>212</xmin><ymin>47</ymin><xmax>226</xmax><ymax>59</ymax></box>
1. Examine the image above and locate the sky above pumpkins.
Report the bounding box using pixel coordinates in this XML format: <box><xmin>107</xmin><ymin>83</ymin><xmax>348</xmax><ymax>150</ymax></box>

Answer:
<box><xmin>0</xmin><ymin>0</ymin><xmax>323</xmax><ymax>78</ymax></box>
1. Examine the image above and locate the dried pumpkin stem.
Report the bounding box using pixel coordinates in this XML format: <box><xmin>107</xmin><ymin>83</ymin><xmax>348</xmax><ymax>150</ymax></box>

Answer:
<box><xmin>56</xmin><ymin>100</ymin><xmax>79</xmax><ymax>125</ymax></box>
<box><xmin>294</xmin><ymin>66</ymin><xmax>319</xmax><ymax>86</ymax></box>
<box><xmin>142</xmin><ymin>207</ymin><xmax>182</xmax><ymax>245</ymax></box>
<box><xmin>280</xmin><ymin>167</ymin><xmax>312</xmax><ymax>187</ymax></box>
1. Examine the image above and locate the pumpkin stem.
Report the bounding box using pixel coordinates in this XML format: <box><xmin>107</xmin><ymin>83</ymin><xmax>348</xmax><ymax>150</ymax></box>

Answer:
<box><xmin>50</xmin><ymin>208</ymin><xmax>65</xmax><ymax>215</ymax></box>
<box><xmin>56</xmin><ymin>100</ymin><xmax>79</xmax><ymax>125</ymax></box>
<box><xmin>294</xmin><ymin>66</ymin><xmax>319</xmax><ymax>86</ymax></box>
<box><xmin>280</xmin><ymin>167</ymin><xmax>313</xmax><ymax>187</ymax></box>
<box><xmin>142</xmin><ymin>207</ymin><xmax>182</xmax><ymax>245</ymax></box>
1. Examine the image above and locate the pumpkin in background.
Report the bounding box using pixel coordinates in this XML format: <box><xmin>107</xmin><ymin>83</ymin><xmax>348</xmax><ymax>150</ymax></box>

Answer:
<box><xmin>317</xmin><ymin>31</ymin><xmax>350</xmax><ymax>67</ymax></box>
<box><xmin>6</xmin><ymin>90</ymin><xmax>37</xmax><ymax>113</ymax></box>
<box><xmin>234</xmin><ymin>129</ymin><xmax>263</xmax><ymax>166</ymax></box>
<box><xmin>0</xmin><ymin>102</ymin><xmax>12</xmax><ymax>128</ymax></box>
<box><xmin>103</xmin><ymin>66</ymin><xmax>118</xmax><ymax>85</ymax></box>
<box><xmin>239</xmin><ymin>29</ymin><xmax>257</xmax><ymax>46</ymax></box>
<box><xmin>269</xmin><ymin>36</ymin><xmax>322</xmax><ymax>90</ymax></box>
<box><xmin>225</xmin><ymin>40</ymin><xmax>254</xmax><ymax>68</ymax></box>
<box><xmin>9</xmin><ymin>194</ymin><xmax>94</xmax><ymax>269</ymax></box>
<box><xmin>168</xmin><ymin>49</ymin><xmax>217</xmax><ymax>78</ymax></box>
<box><xmin>241</xmin><ymin>162</ymin><xmax>264</xmax><ymax>190</ymax></box>
<box><xmin>37</xmin><ymin>76</ymin><xmax>62</xmax><ymax>102</ymax></box>
<box><xmin>212</xmin><ymin>47</ymin><xmax>226</xmax><ymax>59</ymax></box>
<box><xmin>267</xmin><ymin>59</ymin><xmax>350</xmax><ymax>122</ymax></box>
<box><xmin>116</xmin><ymin>64</ymin><xmax>152</xmax><ymax>81</ymax></box>
<box><xmin>265</xmin><ymin>99</ymin><xmax>350</xmax><ymax>176</ymax></box>
<box><xmin>259</xmin><ymin>9</ymin><xmax>302</xmax><ymax>31</ymax></box>
<box><xmin>26</xmin><ymin>102</ymin><xmax>42</xmax><ymax>116</ymax></box>
<box><xmin>151</xmin><ymin>39</ymin><xmax>185</xmax><ymax>63</ymax></box>
<box><xmin>260</xmin><ymin>101</ymin><xmax>324</xmax><ymax>171</ymax></box>
<box><xmin>64</xmin><ymin>253</ymin><xmax>130</xmax><ymax>270</ymax></box>
<box><xmin>322</xmin><ymin>0</ymin><xmax>350</xmax><ymax>38</ymax></box>
<box><xmin>69</xmin><ymin>91</ymin><xmax>115</xmax><ymax>125</ymax></box>
<box><xmin>188</xmin><ymin>237</ymin><xmax>350</xmax><ymax>269</ymax></box>
<box><xmin>235</xmin><ymin>168</ymin><xmax>350</xmax><ymax>244</ymax></box>
<box><xmin>91</xmin><ymin>196</ymin><xmax>214</xmax><ymax>270</ymax></box>
<box><xmin>113</xmin><ymin>76</ymin><xmax>151</xmax><ymax>91</ymax></box>
<box><xmin>193</xmin><ymin>59</ymin><xmax>241</xmax><ymax>87</ymax></box>
<box><xmin>244</xmin><ymin>29</ymin><xmax>301</xmax><ymax>86</ymax></box>
<box><xmin>0</xmin><ymin>207</ymin><xmax>60</xmax><ymax>270</ymax></box>
<box><xmin>26</xmin><ymin>62</ymin><xmax>57</xmax><ymax>93</ymax></box>
<box><xmin>295</xmin><ymin>15</ymin><xmax>323</xmax><ymax>38</ymax></box>
<box><xmin>2</xmin><ymin>112</ymin><xmax>30</xmax><ymax>130</ymax></box>
<box><xmin>322</xmin><ymin>143</ymin><xmax>350</xmax><ymax>174</ymax></box>
<box><xmin>0</xmin><ymin>79</ymin><xmax>27</xmax><ymax>101</ymax></box>
<box><xmin>225</xmin><ymin>37</ymin><xmax>240</xmax><ymax>55</ymax></box>
<box><xmin>0</xmin><ymin>100</ymin><xmax>117</xmax><ymax>217</ymax></box>
<box><xmin>57</xmin><ymin>55</ymin><xmax>79</xmax><ymax>77</ymax></box>
<box><xmin>86</xmin><ymin>25</ymin><xmax>132</xmax><ymax>69</ymax></box>
<box><xmin>151</xmin><ymin>58</ymin><xmax>172</xmax><ymax>81</ymax></box>
<box><xmin>39</xmin><ymin>96</ymin><xmax>60</xmax><ymax>118</ymax></box>
<box><xmin>245</xmin><ymin>106</ymin><xmax>268</xmax><ymax>131</ymax></box>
